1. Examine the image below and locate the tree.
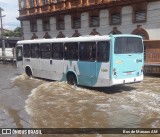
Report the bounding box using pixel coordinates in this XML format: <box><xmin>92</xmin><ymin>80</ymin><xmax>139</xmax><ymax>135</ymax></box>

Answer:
<box><xmin>13</xmin><ymin>27</ymin><xmax>21</xmax><ymax>37</ymax></box>
<box><xmin>3</xmin><ymin>27</ymin><xmax>21</xmax><ymax>37</ymax></box>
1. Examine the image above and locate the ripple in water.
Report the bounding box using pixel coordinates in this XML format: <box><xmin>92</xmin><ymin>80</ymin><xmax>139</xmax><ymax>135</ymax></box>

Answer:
<box><xmin>24</xmin><ymin>76</ymin><xmax>160</xmax><ymax>129</ymax></box>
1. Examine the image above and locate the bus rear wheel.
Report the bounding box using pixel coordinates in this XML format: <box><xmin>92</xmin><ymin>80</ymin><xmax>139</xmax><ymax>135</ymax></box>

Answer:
<box><xmin>67</xmin><ymin>73</ymin><xmax>77</xmax><ymax>86</ymax></box>
<box><xmin>25</xmin><ymin>67</ymin><xmax>32</xmax><ymax>77</ymax></box>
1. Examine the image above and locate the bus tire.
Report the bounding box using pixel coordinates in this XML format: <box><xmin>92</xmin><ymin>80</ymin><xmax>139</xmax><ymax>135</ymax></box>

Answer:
<box><xmin>67</xmin><ymin>73</ymin><xmax>77</xmax><ymax>86</ymax></box>
<box><xmin>25</xmin><ymin>67</ymin><xmax>32</xmax><ymax>77</ymax></box>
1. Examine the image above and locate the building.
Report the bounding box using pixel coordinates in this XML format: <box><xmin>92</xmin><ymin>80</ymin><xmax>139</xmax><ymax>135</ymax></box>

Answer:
<box><xmin>17</xmin><ymin>0</ymin><xmax>160</xmax><ymax>73</ymax></box>
<box><xmin>18</xmin><ymin>0</ymin><xmax>160</xmax><ymax>40</ymax></box>
<box><xmin>0</xmin><ymin>37</ymin><xmax>20</xmax><ymax>58</ymax></box>
<box><xmin>0</xmin><ymin>37</ymin><xmax>20</xmax><ymax>48</ymax></box>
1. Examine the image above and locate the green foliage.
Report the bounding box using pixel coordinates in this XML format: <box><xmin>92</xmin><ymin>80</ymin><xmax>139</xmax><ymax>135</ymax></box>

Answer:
<box><xmin>3</xmin><ymin>27</ymin><xmax>21</xmax><ymax>37</ymax></box>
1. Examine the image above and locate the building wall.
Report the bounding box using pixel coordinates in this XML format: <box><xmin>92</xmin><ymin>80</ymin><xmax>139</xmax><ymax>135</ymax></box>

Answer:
<box><xmin>22</xmin><ymin>1</ymin><xmax>160</xmax><ymax>40</ymax></box>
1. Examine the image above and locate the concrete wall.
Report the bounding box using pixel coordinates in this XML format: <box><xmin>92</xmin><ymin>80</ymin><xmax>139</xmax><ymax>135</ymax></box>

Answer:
<box><xmin>22</xmin><ymin>1</ymin><xmax>160</xmax><ymax>40</ymax></box>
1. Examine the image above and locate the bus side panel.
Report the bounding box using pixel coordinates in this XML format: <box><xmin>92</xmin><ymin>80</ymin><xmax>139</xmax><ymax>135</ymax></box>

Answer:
<box><xmin>94</xmin><ymin>62</ymin><xmax>110</xmax><ymax>87</ymax></box>
<box><xmin>77</xmin><ymin>61</ymin><xmax>93</xmax><ymax>86</ymax></box>
<box><xmin>30</xmin><ymin>58</ymin><xmax>41</xmax><ymax>77</ymax></box>
<box><xmin>52</xmin><ymin>60</ymin><xmax>64</xmax><ymax>81</ymax></box>
<box><xmin>40</xmin><ymin>59</ymin><xmax>55</xmax><ymax>80</ymax></box>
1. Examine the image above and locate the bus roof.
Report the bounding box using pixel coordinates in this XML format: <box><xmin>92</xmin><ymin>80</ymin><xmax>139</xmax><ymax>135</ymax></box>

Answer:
<box><xmin>17</xmin><ymin>35</ymin><xmax>110</xmax><ymax>44</ymax></box>
<box><xmin>17</xmin><ymin>34</ymin><xmax>142</xmax><ymax>44</ymax></box>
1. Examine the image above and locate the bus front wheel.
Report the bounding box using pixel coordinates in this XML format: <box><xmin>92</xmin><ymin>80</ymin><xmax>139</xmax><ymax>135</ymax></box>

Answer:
<box><xmin>25</xmin><ymin>67</ymin><xmax>32</xmax><ymax>77</ymax></box>
<box><xmin>67</xmin><ymin>73</ymin><xmax>77</xmax><ymax>86</ymax></box>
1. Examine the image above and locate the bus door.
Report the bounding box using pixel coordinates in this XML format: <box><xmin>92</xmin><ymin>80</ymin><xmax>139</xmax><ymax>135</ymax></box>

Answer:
<box><xmin>39</xmin><ymin>43</ymin><xmax>53</xmax><ymax>79</ymax></box>
<box><xmin>78</xmin><ymin>42</ymin><xmax>97</xmax><ymax>86</ymax></box>
<box><xmin>29</xmin><ymin>44</ymin><xmax>41</xmax><ymax>77</ymax></box>
<box><xmin>16</xmin><ymin>45</ymin><xmax>23</xmax><ymax>73</ymax></box>
<box><xmin>94</xmin><ymin>41</ymin><xmax>110</xmax><ymax>86</ymax></box>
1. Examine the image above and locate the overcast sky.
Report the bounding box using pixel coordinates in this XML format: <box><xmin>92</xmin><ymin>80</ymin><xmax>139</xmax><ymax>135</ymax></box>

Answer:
<box><xmin>0</xmin><ymin>0</ymin><xmax>20</xmax><ymax>30</ymax></box>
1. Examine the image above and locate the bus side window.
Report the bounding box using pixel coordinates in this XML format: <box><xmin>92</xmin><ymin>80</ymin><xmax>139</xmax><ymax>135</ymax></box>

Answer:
<box><xmin>31</xmin><ymin>44</ymin><xmax>39</xmax><ymax>58</ymax></box>
<box><xmin>79</xmin><ymin>42</ymin><xmax>96</xmax><ymax>61</ymax></box>
<box><xmin>97</xmin><ymin>41</ymin><xmax>110</xmax><ymax>62</ymax></box>
<box><xmin>23</xmin><ymin>44</ymin><xmax>31</xmax><ymax>58</ymax></box>
<box><xmin>16</xmin><ymin>46</ymin><xmax>23</xmax><ymax>61</ymax></box>
<box><xmin>40</xmin><ymin>43</ymin><xmax>51</xmax><ymax>59</ymax></box>
<box><xmin>64</xmin><ymin>42</ymin><xmax>78</xmax><ymax>60</ymax></box>
<box><xmin>52</xmin><ymin>43</ymin><xmax>63</xmax><ymax>60</ymax></box>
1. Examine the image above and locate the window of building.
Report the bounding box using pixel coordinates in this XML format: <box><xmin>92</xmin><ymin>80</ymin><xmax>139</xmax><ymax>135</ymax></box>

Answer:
<box><xmin>30</xmin><ymin>20</ymin><xmax>37</xmax><ymax>32</ymax></box>
<box><xmin>89</xmin><ymin>11</ymin><xmax>100</xmax><ymax>27</ymax></box>
<box><xmin>72</xmin><ymin>17</ymin><xmax>81</xmax><ymax>29</ymax></box>
<box><xmin>21</xmin><ymin>0</ymin><xmax>26</xmax><ymax>9</ymax></box>
<box><xmin>23</xmin><ymin>44</ymin><xmax>31</xmax><ymax>58</ymax></box>
<box><xmin>42</xmin><ymin>18</ymin><xmax>50</xmax><ymax>31</ymax></box>
<box><xmin>52</xmin><ymin>43</ymin><xmax>63</xmax><ymax>59</ymax></box>
<box><xmin>31</xmin><ymin>44</ymin><xmax>39</xmax><ymax>58</ymax></box>
<box><xmin>90</xmin><ymin>15</ymin><xmax>99</xmax><ymax>27</ymax></box>
<box><xmin>30</xmin><ymin>0</ymin><xmax>34</xmax><ymax>8</ymax></box>
<box><xmin>109</xmin><ymin>7</ymin><xmax>122</xmax><ymax>26</ymax></box>
<box><xmin>132</xmin><ymin>3</ymin><xmax>147</xmax><ymax>23</ymax></box>
<box><xmin>64</xmin><ymin>43</ymin><xmax>78</xmax><ymax>60</ymax></box>
<box><xmin>40</xmin><ymin>43</ymin><xmax>51</xmax><ymax>59</ymax></box>
<box><xmin>56</xmin><ymin>18</ymin><xmax>65</xmax><ymax>30</ymax></box>
<box><xmin>135</xmin><ymin>10</ymin><xmax>146</xmax><ymax>22</ymax></box>
<box><xmin>111</xmin><ymin>13</ymin><xmax>121</xmax><ymax>25</ymax></box>
<box><xmin>42</xmin><ymin>0</ymin><xmax>48</xmax><ymax>5</ymax></box>
<box><xmin>79</xmin><ymin>42</ymin><xmax>96</xmax><ymax>61</ymax></box>
<box><xmin>97</xmin><ymin>41</ymin><xmax>110</xmax><ymax>62</ymax></box>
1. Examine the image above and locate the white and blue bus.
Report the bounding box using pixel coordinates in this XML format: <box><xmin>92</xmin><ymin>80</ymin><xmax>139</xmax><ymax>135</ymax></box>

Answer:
<box><xmin>16</xmin><ymin>34</ymin><xmax>144</xmax><ymax>87</ymax></box>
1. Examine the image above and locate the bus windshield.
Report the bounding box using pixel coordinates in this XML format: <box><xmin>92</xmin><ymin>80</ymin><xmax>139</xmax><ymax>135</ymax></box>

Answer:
<box><xmin>114</xmin><ymin>37</ymin><xmax>143</xmax><ymax>54</ymax></box>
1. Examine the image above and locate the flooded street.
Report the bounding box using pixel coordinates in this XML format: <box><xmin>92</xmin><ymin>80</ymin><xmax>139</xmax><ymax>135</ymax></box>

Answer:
<box><xmin>0</xmin><ymin>63</ymin><xmax>160</xmax><ymax>137</ymax></box>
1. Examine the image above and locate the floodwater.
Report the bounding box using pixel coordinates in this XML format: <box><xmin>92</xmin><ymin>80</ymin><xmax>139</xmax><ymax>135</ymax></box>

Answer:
<box><xmin>0</xmin><ymin>63</ymin><xmax>160</xmax><ymax>137</ymax></box>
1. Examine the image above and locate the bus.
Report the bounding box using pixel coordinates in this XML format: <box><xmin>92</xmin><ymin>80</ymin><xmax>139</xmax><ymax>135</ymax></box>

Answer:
<box><xmin>16</xmin><ymin>34</ymin><xmax>144</xmax><ymax>87</ymax></box>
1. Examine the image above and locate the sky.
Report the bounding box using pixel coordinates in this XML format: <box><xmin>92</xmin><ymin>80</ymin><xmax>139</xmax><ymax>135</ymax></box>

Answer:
<box><xmin>0</xmin><ymin>0</ymin><xmax>20</xmax><ymax>30</ymax></box>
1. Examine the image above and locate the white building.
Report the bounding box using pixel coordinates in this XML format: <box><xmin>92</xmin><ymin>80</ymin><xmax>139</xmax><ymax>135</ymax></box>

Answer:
<box><xmin>18</xmin><ymin>0</ymin><xmax>160</xmax><ymax>41</ymax></box>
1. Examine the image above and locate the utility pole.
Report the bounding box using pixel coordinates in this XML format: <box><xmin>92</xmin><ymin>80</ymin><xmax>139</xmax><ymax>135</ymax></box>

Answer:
<box><xmin>0</xmin><ymin>7</ymin><xmax>5</xmax><ymax>56</ymax></box>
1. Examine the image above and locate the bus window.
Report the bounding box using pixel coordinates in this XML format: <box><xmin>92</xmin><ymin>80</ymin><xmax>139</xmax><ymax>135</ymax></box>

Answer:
<box><xmin>16</xmin><ymin>46</ymin><xmax>23</xmax><ymax>61</ymax></box>
<box><xmin>79</xmin><ymin>42</ymin><xmax>96</xmax><ymax>61</ymax></box>
<box><xmin>23</xmin><ymin>44</ymin><xmax>31</xmax><ymax>58</ymax></box>
<box><xmin>31</xmin><ymin>44</ymin><xmax>39</xmax><ymax>58</ymax></box>
<box><xmin>40</xmin><ymin>43</ymin><xmax>51</xmax><ymax>59</ymax></box>
<box><xmin>114</xmin><ymin>37</ymin><xmax>143</xmax><ymax>54</ymax></box>
<box><xmin>97</xmin><ymin>41</ymin><xmax>110</xmax><ymax>62</ymax></box>
<box><xmin>64</xmin><ymin>42</ymin><xmax>78</xmax><ymax>60</ymax></box>
<box><xmin>52</xmin><ymin>43</ymin><xmax>63</xmax><ymax>60</ymax></box>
